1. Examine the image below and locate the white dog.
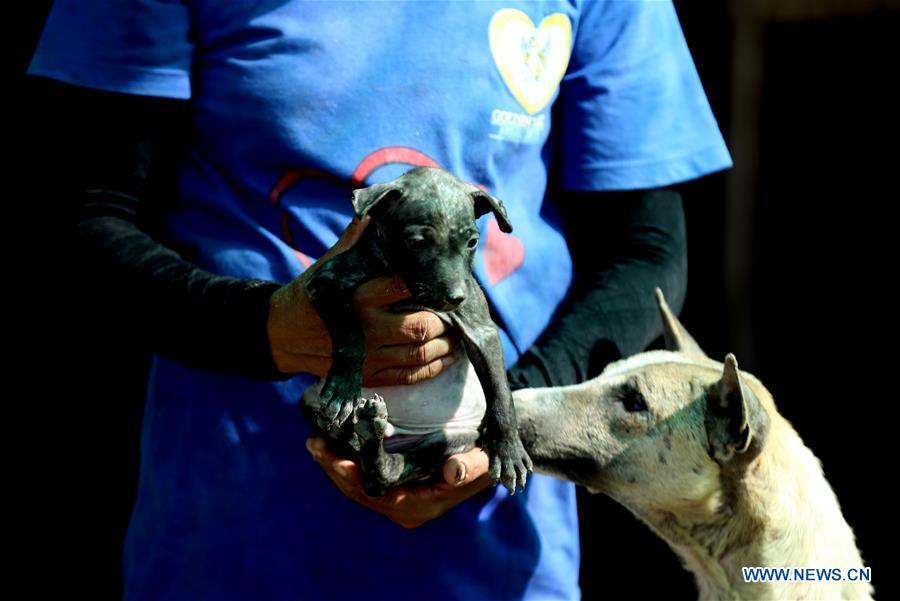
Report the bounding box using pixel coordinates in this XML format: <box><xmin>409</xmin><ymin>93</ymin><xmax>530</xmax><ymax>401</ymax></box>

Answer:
<box><xmin>513</xmin><ymin>290</ymin><xmax>873</xmax><ymax>600</ymax></box>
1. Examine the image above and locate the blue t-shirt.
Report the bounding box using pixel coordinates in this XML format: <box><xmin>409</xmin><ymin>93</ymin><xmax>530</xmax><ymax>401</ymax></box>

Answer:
<box><xmin>31</xmin><ymin>1</ymin><xmax>731</xmax><ymax>599</ymax></box>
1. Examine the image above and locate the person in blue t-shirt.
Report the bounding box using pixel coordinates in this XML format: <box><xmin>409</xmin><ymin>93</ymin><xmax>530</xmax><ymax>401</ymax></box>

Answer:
<box><xmin>29</xmin><ymin>1</ymin><xmax>731</xmax><ymax>599</ymax></box>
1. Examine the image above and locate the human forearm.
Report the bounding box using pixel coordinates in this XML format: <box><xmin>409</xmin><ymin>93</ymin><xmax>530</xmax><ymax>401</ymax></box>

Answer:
<box><xmin>46</xmin><ymin>78</ymin><xmax>289</xmax><ymax>380</ymax></box>
<box><xmin>78</xmin><ymin>204</ymin><xmax>286</xmax><ymax>380</ymax></box>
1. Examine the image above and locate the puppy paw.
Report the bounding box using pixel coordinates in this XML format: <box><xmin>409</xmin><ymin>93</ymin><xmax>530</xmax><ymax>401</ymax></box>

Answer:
<box><xmin>488</xmin><ymin>435</ymin><xmax>534</xmax><ymax>495</ymax></box>
<box><xmin>316</xmin><ymin>378</ymin><xmax>362</xmax><ymax>433</ymax></box>
<box><xmin>353</xmin><ymin>394</ymin><xmax>389</xmax><ymax>445</ymax></box>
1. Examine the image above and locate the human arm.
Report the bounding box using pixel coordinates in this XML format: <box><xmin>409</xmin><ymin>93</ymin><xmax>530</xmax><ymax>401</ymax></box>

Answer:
<box><xmin>44</xmin><ymin>78</ymin><xmax>456</xmax><ymax>383</ymax></box>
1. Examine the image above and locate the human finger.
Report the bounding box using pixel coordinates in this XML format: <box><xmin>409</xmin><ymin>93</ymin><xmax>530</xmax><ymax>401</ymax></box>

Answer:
<box><xmin>306</xmin><ymin>438</ymin><xmax>420</xmax><ymax>512</ymax></box>
<box><xmin>306</xmin><ymin>438</ymin><xmax>361</xmax><ymax>489</ymax></box>
<box><xmin>365</xmin><ymin>336</ymin><xmax>457</xmax><ymax>370</ymax></box>
<box><xmin>362</xmin><ymin>310</ymin><xmax>449</xmax><ymax>347</ymax></box>
<box><xmin>443</xmin><ymin>447</ymin><xmax>491</xmax><ymax>487</ymax></box>
<box><xmin>353</xmin><ymin>275</ymin><xmax>412</xmax><ymax>308</ymax></box>
<box><xmin>364</xmin><ymin>354</ymin><xmax>456</xmax><ymax>387</ymax></box>
<box><xmin>302</xmin><ymin>216</ymin><xmax>371</xmax><ymax>281</ymax></box>
<box><xmin>324</xmin><ymin>216</ymin><xmax>370</xmax><ymax>258</ymax></box>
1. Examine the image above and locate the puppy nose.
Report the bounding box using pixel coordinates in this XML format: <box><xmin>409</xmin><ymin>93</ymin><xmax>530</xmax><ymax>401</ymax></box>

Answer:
<box><xmin>446</xmin><ymin>289</ymin><xmax>466</xmax><ymax>307</ymax></box>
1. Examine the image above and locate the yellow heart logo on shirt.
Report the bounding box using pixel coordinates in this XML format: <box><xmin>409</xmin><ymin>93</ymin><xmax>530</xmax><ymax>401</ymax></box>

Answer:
<box><xmin>489</xmin><ymin>9</ymin><xmax>573</xmax><ymax>115</ymax></box>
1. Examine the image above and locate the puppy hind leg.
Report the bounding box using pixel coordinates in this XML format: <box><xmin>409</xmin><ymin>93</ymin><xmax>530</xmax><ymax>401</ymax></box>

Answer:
<box><xmin>354</xmin><ymin>397</ymin><xmax>478</xmax><ymax>495</ymax></box>
<box><xmin>354</xmin><ymin>395</ymin><xmax>405</xmax><ymax>497</ymax></box>
<box><xmin>376</xmin><ymin>431</ymin><xmax>477</xmax><ymax>493</ymax></box>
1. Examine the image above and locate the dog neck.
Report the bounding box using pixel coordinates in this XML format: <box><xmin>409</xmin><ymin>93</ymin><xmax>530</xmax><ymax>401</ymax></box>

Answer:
<box><xmin>623</xmin><ymin>415</ymin><xmax>869</xmax><ymax>600</ymax></box>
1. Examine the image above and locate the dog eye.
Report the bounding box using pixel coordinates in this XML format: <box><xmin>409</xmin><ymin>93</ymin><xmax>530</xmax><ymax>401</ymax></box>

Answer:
<box><xmin>467</xmin><ymin>237</ymin><xmax>479</xmax><ymax>250</ymax></box>
<box><xmin>406</xmin><ymin>236</ymin><xmax>429</xmax><ymax>250</ymax></box>
<box><xmin>620</xmin><ymin>389</ymin><xmax>648</xmax><ymax>413</ymax></box>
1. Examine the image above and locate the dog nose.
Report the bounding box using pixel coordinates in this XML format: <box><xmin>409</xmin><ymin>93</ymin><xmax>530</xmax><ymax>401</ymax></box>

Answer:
<box><xmin>446</xmin><ymin>289</ymin><xmax>466</xmax><ymax>307</ymax></box>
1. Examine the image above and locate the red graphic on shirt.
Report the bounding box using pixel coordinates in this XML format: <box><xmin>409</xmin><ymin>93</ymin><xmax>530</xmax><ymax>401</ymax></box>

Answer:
<box><xmin>268</xmin><ymin>146</ymin><xmax>524</xmax><ymax>284</ymax></box>
<box><xmin>350</xmin><ymin>147</ymin><xmax>440</xmax><ymax>185</ymax></box>
<box><xmin>483</xmin><ymin>217</ymin><xmax>525</xmax><ymax>285</ymax></box>
<box><xmin>269</xmin><ymin>168</ymin><xmax>341</xmax><ymax>267</ymax></box>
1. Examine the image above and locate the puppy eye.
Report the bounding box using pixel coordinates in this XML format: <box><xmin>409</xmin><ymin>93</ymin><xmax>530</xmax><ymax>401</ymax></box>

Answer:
<box><xmin>406</xmin><ymin>236</ymin><xmax>429</xmax><ymax>250</ymax></box>
<box><xmin>621</xmin><ymin>389</ymin><xmax>648</xmax><ymax>413</ymax></box>
<box><xmin>467</xmin><ymin>237</ymin><xmax>479</xmax><ymax>250</ymax></box>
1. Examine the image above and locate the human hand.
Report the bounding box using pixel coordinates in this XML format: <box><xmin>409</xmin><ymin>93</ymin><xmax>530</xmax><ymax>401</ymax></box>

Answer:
<box><xmin>267</xmin><ymin>217</ymin><xmax>459</xmax><ymax>384</ymax></box>
<box><xmin>306</xmin><ymin>437</ymin><xmax>493</xmax><ymax>529</ymax></box>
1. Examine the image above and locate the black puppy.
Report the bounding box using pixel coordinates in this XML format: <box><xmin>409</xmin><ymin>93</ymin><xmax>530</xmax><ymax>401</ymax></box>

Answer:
<box><xmin>301</xmin><ymin>167</ymin><xmax>532</xmax><ymax>496</ymax></box>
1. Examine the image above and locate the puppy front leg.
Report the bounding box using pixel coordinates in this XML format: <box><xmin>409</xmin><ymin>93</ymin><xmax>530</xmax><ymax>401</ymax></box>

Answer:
<box><xmin>451</xmin><ymin>287</ymin><xmax>533</xmax><ymax>494</ymax></box>
<box><xmin>305</xmin><ymin>248</ymin><xmax>381</xmax><ymax>433</ymax></box>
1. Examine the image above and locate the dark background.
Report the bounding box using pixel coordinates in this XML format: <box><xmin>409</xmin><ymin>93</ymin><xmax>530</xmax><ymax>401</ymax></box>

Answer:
<box><xmin>13</xmin><ymin>1</ymin><xmax>897</xmax><ymax>599</ymax></box>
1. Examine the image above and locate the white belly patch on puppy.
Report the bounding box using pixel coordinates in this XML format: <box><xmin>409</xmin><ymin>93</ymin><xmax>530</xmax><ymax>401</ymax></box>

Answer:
<box><xmin>365</xmin><ymin>345</ymin><xmax>486</xmax><ymax>438</ymax></box>
<box><xmin>302</xmin><ymin>345</ymin><xmax>486</xmax><ymax>447</ymax></box>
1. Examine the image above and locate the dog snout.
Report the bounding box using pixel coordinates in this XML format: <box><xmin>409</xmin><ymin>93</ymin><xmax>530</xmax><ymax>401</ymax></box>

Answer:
<box><xmin>445</xmin><ymin>287</ymin><xmax>466</xmax><ymax>308</ymax></box>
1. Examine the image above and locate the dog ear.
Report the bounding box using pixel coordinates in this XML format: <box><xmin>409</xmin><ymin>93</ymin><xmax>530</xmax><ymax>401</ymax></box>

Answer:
<box><xmin>705</xmin><ymin>354</ymin><xmax>769</xmax><ymax>466</ymax></box>
<box><xmin>655</xmin><ymin>288</ymin><xmax>707</xmax><ymax>357</ymax></box>
<box><xmin>468</xmin><ymin>186</ymin><xmax>513</xmax><ymax>233</ymax></box>
<box><xmin>350</xmin><ymin>183</ymin><xmax>401</xmax><ymax>220</ymax></box>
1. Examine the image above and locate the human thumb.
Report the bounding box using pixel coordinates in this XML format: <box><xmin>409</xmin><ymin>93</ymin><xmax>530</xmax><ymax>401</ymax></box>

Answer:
<box><xmin>443</xmin><ymin>448</ymin><xmax>489</xmax><ymax>486</ymax></box>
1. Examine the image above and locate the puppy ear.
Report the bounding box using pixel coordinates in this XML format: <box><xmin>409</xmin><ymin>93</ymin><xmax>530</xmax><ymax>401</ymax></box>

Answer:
<box><xmin>468</xmin><ymin>186</ymin><xmax>513</xmax><ymax>233</ymax></box>
<box><xmin>655</xmin><ymin>288</ymin><xmax>707</xmax><ymax>358</ymax></box>
<box><xmin>705</xmin><ymin>354</ymin><xmax>769</xmax><ymax>467</ymax></box>
<box><xmin>350</xmin><ymin>183</ymin><xmax>401</xmax><ymax>220</ymax></box>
